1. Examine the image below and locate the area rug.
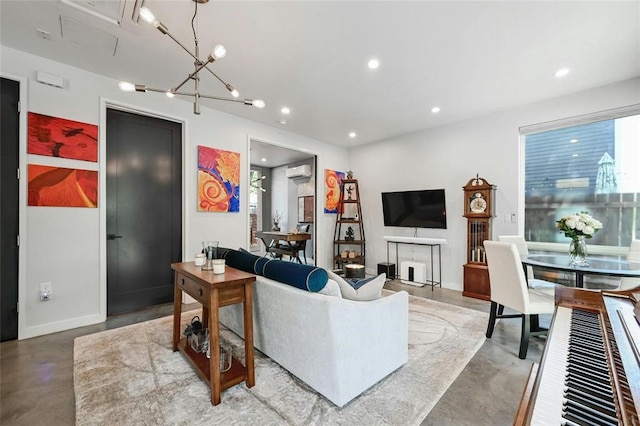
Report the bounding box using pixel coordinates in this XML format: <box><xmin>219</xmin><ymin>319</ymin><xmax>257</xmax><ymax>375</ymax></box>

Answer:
<box><xmin>74</xmin><ymin>293</ymin><xmax>488</xmax><ymax>425</ymax></box>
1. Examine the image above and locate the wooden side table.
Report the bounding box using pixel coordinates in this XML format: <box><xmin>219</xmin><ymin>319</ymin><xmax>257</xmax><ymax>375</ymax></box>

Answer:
<box><xmin>171</xmin><ymin>262</ymin><xmax>256</xmax><ymax>405</ymax></box>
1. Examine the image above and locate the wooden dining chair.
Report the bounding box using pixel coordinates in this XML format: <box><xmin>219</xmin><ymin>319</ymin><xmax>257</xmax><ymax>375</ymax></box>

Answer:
<box><xmin>497</xmin><ymin>235</ymin><xmax>556</xmax><ymax>292</ymax></box>
<box><xmin>484</xmin><ymin>241</ymin><xmax>555</xmax><ymax>359</ymax></box>
<box><xmin>617</xmin><ymin>239</ymin><xmax>640</xmax><ymax>290</ymax></box>
<box><xmin>287</xmin><ymin>224</ymin><xmax>310</xmax><ymax>264</ymax></box>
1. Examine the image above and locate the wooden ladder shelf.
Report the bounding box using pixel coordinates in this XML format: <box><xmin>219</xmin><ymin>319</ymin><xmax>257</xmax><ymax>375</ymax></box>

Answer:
<box><xmin>333</xmin><ymin>179</ymin><xmax>366</xmax><ymax>271</ymax></box>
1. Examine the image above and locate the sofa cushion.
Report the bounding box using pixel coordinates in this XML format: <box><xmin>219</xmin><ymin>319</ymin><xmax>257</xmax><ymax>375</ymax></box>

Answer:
<box><xmin>327</xmin><ymin>270</ymin><xmax>386</xmax><ymax>301</ymax></box>
<box><xmin>317</xmin><ymin>279</ymin><xmax>342</xmax><ymax>298</ymax></box>
<box><xmin>262</xmin><ymin>261</ymin><xmax>328</xmax><ymax>292</ymax></box>
<box><xmin>224</xmin><ymin>249</ymin><xmax>265</xmax><ymax>274</ymax></box>
<box><xmin>215</xmin><ymin>247</ymin><xmax>234</xmax><ymax>259</ymax></box>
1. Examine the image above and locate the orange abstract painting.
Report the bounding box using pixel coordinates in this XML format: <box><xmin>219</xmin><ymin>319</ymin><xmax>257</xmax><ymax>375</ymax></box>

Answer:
<box><xmin>197</xmin><ymin>146</ymin><xmax>240</xmax><ymax>212</ymax></box>
<box><xmin>28</xmin><ymin>112</ymin><xmax>98</xmax><ymax>162</ymax></box>
<box><xmin>28</xmin><ymin>164</ymin><xmax>98</xmax><ymax>207</ymax></box>
<box><xmin>324</xmin><ymin>169</ymin><xmax>344</xmax><ymax>213</ymax></box>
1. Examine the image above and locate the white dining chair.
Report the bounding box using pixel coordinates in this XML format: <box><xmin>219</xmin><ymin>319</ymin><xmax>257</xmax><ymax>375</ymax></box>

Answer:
<box><xmin>497</xmin><ymin>235</ymin><xmax>556</xmax><ymax>292</ymax></box>
<box><xmin>484</xmin><ymin>241</ymin><xmax>556</xmax><ymax>359</ymax></box>
<box><xmin>617</xmin><ymin>239</ymin><xmax>640</xmax><ymax>290</ymax></box>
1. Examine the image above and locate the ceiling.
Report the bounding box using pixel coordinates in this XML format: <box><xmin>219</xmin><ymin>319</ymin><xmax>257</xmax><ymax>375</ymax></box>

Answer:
<box><xmin>250</xmin><ymin>140</ymin><xmax>313</xmax><ymax>169</ymax></box>
<box><xmin>1</xmin><ymin>0</ymin><xmax>639</xmax><ymax>149</ymax></box>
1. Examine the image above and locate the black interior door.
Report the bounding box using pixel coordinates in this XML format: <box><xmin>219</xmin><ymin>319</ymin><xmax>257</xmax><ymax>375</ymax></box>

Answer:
<box><xmin>106</xmin><ymin>109</ymin><xmax>182</xmax><ymax>315</ymax></box>
<box><xmin>1</xmin><ymin>78</ymin><xmax>20</xmax><ymax>341</ymax></box>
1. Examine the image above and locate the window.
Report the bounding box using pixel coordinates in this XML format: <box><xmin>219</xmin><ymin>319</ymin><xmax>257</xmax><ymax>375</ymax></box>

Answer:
<box><xmin>523</xmin><ymin>110</ymin><xmax>640</xmax><ymax>251</ymax></box>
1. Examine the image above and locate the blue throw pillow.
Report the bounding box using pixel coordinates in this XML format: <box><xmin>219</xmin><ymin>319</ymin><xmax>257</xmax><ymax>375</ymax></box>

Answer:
<box><xmin>224</xmin><ymin>249</ymin><xmax>266</xmax><ymax>275</ymax></box>
<box><xmin>254</xmin><ymin>256</ymin><xmax>271</xmax><ymax>275</ymax></box>
<box><xmin>347</xmin><ymin>275</ymin><xmax>378</xmax><ymax>290</ymax></box>
<box><xmin>262</xmin><ymin>260</ymin><xmax>328</xmax><ymax>292</ymax></box>
<box><xmin>215</xmin><ymin>247</ymin><xmax>234</xmax><ymax>259</ymax></box>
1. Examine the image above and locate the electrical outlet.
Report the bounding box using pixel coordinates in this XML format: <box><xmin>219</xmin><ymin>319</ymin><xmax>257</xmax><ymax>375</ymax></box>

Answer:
<box><xmin>40</xmin><ymin>282</ymin><xmax>52</xmax><ymax>301</ymax></box>
<box><xmin>504</xmin><ymin>214</ymin><xmax>511</xmax><ymax>223</ymax></box>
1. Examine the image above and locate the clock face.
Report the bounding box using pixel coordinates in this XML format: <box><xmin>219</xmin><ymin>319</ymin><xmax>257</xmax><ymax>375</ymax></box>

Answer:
<box><xmin>469</xmin><ymin>193</ymin><xmax>487</xmax><ymax>213</ymax></box>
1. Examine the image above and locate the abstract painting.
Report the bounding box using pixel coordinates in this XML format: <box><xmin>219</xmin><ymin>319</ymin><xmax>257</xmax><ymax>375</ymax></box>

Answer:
<box><xmin>197</xmin><ymin>146</ymin><xmax>240</xmax><ymax>212</ymax></box>
<box><xmin>28</xmin><ymin>112</ymin><xmax>98</xmax><ymax>162</ymax></box>
<box><xmin>324</xmin><ymin>169</ymin><xmax>344</xmax><ymax>213</ymax></box>
<box><xmin>28</xmin><ymin>164</ymin><xmax>98</xmax><ymax>207</ymax></box>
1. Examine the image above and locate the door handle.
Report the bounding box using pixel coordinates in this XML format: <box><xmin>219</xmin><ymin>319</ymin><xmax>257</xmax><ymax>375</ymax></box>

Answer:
<box><xmin>107</xmin><ymin>234</ymin><xmax>123</xmax><ymax>240</ymax></box>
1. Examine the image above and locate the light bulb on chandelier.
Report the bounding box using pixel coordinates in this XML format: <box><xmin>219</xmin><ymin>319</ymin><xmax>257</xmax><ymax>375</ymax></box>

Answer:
<box><xmin>119</xmin><ymin>0</ymin><xmax>265</xmax><ymax>114</ymax></box>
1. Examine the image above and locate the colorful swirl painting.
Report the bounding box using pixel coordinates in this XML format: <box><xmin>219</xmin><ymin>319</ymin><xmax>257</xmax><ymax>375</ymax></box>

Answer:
<box><xmin>28</xmin><ymin>164</ymin><xmax>98</xmax><ymax>207</ymax></box>
<box><xmin>197</xmin><ymin>146</ymin><xmax>240</xmax><ymax>212</ymax></box>
<box><xmin>324</xmin><ymin>169</ymin><xmax>344</xmax><ymax>213</ymax></box>
<box><xmin>28</xmin><ymin>112</ymin><xmax>98</xmax><ymax>162</ymax></box>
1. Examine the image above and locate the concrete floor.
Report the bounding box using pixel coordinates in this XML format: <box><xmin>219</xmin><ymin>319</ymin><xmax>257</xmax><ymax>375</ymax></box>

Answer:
<box><xmin>0</xmin><ymin>281</ymin><xmax>548</xmax><ymax>425</ymax></box>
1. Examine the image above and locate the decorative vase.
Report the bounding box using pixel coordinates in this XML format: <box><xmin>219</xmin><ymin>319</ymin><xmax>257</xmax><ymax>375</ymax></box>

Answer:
<box><xmin>569</xmin><ymin>235</ymin><xmax>589</xmax><ymax>266</ymax></box>
<box><xmin>272</xmin><ymin>223</ymin><xmax>280</xmax><ymax>231</ymax></box>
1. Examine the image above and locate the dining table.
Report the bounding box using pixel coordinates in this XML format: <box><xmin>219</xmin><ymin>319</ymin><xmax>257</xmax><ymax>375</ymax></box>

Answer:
<box><xmin>255</xmin><ymin>231</ymin><xmax>311</xmax><ymax>263</ymax></box>
<box><xmin>521</xmin><ymin>254</ymin><xmax>640</xmax><ymax>288</ymax></box>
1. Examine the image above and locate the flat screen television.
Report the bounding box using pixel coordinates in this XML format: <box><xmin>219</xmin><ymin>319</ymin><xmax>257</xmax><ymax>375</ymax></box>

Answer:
<box><xmin>381</xmin><ymin>189</ymin><xmax>447</xmax><ymax>229</ymax></box>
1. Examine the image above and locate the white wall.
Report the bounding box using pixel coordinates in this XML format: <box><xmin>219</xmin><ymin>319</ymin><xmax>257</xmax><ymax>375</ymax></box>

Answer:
<box><xmin>349</xmin><ymin>77</ymin><xmax>640</xmax><ymax>291</ymax></box>
<box><xmin>5</xmin><ymin>43</ymin><xmax>638</xmax><ymax>337</ymax></box>
<box><xmin>1</xmin><ymin>46</ymin><xmax>348</xmax><ymax>338</ymax></box>
<box><xmin>270</xmin><ymin>165</ymin><xmax>288</xmax><ymax>229</ymax></box>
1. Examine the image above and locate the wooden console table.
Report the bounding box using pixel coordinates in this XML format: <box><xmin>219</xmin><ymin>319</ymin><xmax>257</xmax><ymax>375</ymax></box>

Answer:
<box><xmin>171</xmin><ymin>262</ymin><xmax>256</xmax><ymax>405</ymax></box>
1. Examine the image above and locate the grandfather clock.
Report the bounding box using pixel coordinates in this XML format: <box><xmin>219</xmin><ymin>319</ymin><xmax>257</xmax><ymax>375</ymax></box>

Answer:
<box><xmin>462</xmin><ymin>175</ymin><xmax>496</xmax><ymax>300</ymax></box>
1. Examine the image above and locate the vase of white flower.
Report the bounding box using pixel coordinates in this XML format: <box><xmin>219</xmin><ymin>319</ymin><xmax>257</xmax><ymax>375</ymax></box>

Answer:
<box><xmin>569</xmin><ymin>235</ymin><xmax>588</xmax><ymax>266</ymax></box>
<box><xmin>556</xmin><ymin>211</ymin><xmax>603</xmax><ymax>266</ymax></box>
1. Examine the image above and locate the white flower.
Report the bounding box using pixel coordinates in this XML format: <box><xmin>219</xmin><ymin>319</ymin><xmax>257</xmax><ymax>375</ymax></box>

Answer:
<box><xmin>556</xmin><ymin>211</ymin><xmax>602</xmax><ymax>239</ymax></box>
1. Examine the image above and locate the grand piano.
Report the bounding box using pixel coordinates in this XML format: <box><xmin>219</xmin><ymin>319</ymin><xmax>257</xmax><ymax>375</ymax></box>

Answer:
<box><xmin>515</xmin><ymin>285</ymin><xmax>640</xmax><ymax>425</ymax></box>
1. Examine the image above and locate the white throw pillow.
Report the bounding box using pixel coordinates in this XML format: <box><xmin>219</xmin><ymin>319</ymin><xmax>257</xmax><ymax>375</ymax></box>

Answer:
<box><xmin>327</xmin><ymin>270</ymin><xmax>386</xmax><ymax>301</ymax></box>
<box><xmin>317</xmin><ymin>278</ymin><xmax>342</xmax><ymax>298</ymax></box>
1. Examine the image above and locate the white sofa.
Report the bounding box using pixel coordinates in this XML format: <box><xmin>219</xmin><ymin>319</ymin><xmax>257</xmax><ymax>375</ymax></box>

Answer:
<box><xmin>218</xmin><ymin>275</ymin><xmax>409</xmax><ymax>407</ymax></box>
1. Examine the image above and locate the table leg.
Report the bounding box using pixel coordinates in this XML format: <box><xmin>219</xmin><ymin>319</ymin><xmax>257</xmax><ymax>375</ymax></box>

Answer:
<box><xmin>576</xmin><ymin>273</ymin><xmax>584</xmax><ymax>288</ymax></box>
<box><xmin>172</xmin><ymin>273</ymin><xmax>182</xmax><ymax>352</ymax></box>
<box><xmin>209</xmin><ymin>288</ymin><xmax>221</xmax><ymax>405</ymax></box>
<box><xmin>244</xmin><ymin>282</ymin><xmax>255</xmax><ymax>388</ymax></box>
<box><xmin>201</xmin><ymin>306</ymin><xmax>209</xmax><ymax>329</ymax></box>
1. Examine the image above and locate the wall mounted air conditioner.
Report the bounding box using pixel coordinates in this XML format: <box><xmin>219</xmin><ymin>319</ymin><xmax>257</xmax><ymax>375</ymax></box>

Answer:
<box><xmin>286</xmin><ymin>165</ymin><xmax>312</xmax><ymax>179</ymax></box>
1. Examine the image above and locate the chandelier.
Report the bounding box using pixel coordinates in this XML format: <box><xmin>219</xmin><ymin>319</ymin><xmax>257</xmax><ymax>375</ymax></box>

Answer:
<box><xmin>251</xmin><ymin>174</ymin><xmax>266</xmax><ymax>192</ymax></box>
<box><xmin>118</xmin><ymin>0</ymin><xmax>265</xmax><ymax>115</ymax></box>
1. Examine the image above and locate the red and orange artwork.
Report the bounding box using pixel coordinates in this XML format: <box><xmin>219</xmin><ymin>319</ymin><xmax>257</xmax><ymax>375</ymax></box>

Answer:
<box><xmin>324</xmin><ymin>169</ymin><xmax>345</xmax><ymax>213</ymax></box>
<box><xmin>28</xmin><ymin>164</ymin><xmax>98</xmax><ymax>208</ymax></box>
<box><xmin>197</xmin><ymin>146</ymin><xmax>240</xmax><ymax>212</ymax></box>
<box><xmin>28</xmin><ymin>112</ymin><xmax>98</xmax><ymax>162</ymax></box>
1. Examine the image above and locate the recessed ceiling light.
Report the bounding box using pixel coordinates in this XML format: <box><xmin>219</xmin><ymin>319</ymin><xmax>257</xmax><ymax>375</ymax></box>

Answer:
<box><xmin>570</xmin><ymin>139</ymin><xmax>578</xmax><ymax>143</ymax></box>
<box><xmin>281</xmin><ymin>107</ymin><xmax>290</xmax><ymax>115</ymax></box>
<box><xmin>572</xmin><ymin>153</ymin><xmax>579</xmax><ymax>157</ymax></box>
<box><xmin>554</xmin><ymin>68</ymin><xmax>570</xmax><ymax>78</ymax></box>
<box><xmin>261</xmin><ymin>158</ymin><xmax>267</xmax><ymax>162</ymax></box>
<box><xmin>349</xmin><ymin>132</ymin><xmax>357</xmax><ymax>138</ymax></box>
<box><xmin>431</xmin><ymin>106</ymin><xmax>441</xmax><ymax>113</ymax></box>
<box><xmin>367</xmin><ymin>58</ymin><xmax>379</xmax><ymax>70</ymax></box>
<box><xmin>278</xmin><ymin>119</ymin><xmax>287</xmax><ymax>125</ymax></box>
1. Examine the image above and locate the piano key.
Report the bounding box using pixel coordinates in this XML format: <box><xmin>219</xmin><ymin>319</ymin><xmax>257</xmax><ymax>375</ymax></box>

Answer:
<box><xmin>563</xmin><ymin>398</ymin><xmax>619</xmax><ymax>425</ymax></box>
<box><xmin>530</xmin><ymin>306</ymin><xmax>572</xmax><ymax>425</ymax></box>
<box><xmin>564</xmin><ymin>379</ymin><xmax>615</xmax><ymax>403</ymax></box>
<box><xmin>564</xmin><ymin>389</ymin><xmax>617</xmax><ymax>418</ymax></box>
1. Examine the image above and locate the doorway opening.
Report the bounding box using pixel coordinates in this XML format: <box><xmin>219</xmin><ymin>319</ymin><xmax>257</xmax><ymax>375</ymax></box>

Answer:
<box><xmin>249</xmin><ymin>138</ymin><xmax>317</xmax><ymax>265</ymax></box>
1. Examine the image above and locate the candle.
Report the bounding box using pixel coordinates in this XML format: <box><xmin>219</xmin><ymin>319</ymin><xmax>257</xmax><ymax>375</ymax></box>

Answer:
<box><xmin>213</xmin><ymin>259</ymin><xmax>226</xmax><ymax>274</ymax></box>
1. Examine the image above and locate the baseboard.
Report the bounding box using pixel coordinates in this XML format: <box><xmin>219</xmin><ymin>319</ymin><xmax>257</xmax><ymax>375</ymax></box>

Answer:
<box><xmin>21</xmin><ymin>313</ymin><xmax>104</xmax><ymax>339</ymax></box>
